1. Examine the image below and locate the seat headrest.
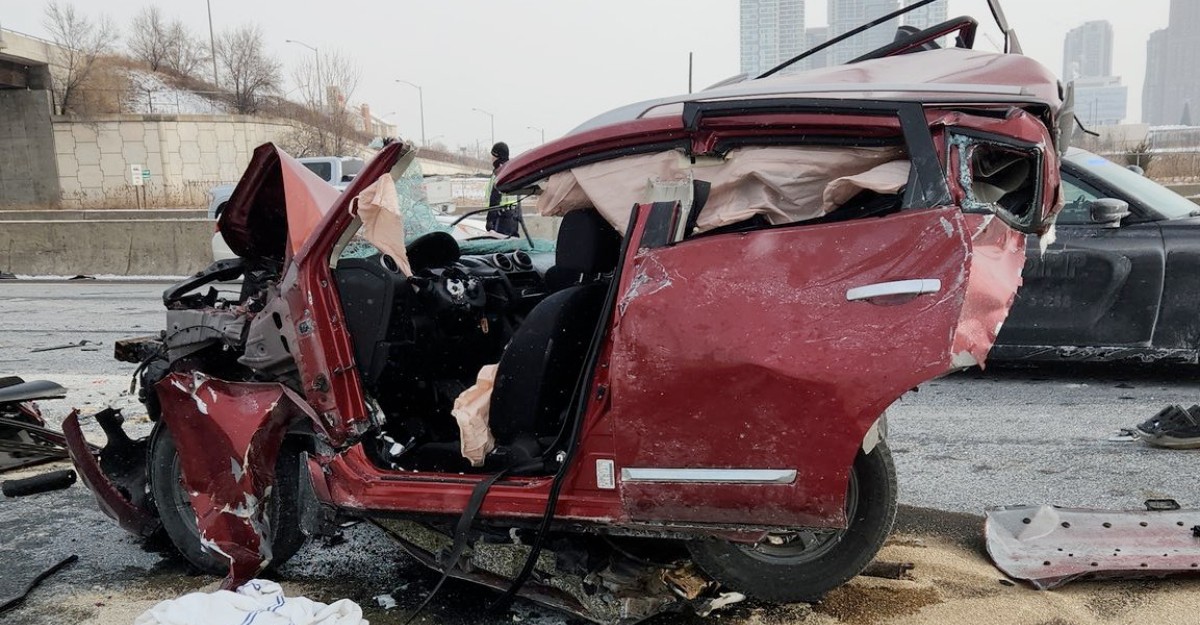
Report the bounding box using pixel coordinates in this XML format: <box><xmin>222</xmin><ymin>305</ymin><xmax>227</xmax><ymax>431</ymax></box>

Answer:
<box><xmin>555</xmin><ymin>210</ymin><xmax>621</xmax><ymax>274</ymax></box>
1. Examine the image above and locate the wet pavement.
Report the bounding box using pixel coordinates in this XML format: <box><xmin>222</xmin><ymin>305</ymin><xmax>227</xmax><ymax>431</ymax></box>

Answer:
<box><xmin>2</xmin><ymin>280</ymin><xmax>1199</xmax><ymax>624</ymax></box>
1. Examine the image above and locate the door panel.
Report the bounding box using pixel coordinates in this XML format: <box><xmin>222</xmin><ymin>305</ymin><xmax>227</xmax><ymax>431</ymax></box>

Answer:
<box><xmin>998</xmin><ymin>224</ymin><xmax>1164</xmax><ymax>347</ymax></box>
<box><xmin>607</xmin><ymin>206</ymin><xmax>978</xmax><ymax>529</ymax></box>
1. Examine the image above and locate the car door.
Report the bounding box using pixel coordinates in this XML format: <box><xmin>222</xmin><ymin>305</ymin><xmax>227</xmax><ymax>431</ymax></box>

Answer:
<box><xmin>604</xmin><ymin>202</ymin><xmax>998</xmax><ymax>529</ymax></box>
<box><xmin>996</xmin><ymin>170</ymin><xmax>1165</xmax><ymax>352</ymax></box>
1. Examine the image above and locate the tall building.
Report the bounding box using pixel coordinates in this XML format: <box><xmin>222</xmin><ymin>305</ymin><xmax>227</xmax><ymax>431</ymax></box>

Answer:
<box><xmin>1142</xmin><ymin>2</ymin><xmax>1200</xmax><ymax>125</ymax></box>
<box><xmin>801</xmin><ymin>27</ymin><xmax>830</xmax><ymax>70</ymax></box>
<box><xmin>1075</xmin><ymin>77</ymin><xmax>1129</xmax><ymax>126</ymax></box>
<box><xmin>901</xmin><ymin>0</ymin><xmax>947</xmax><ymax>30</ymax></box>
<box><xmin>1143</xmin><ymin>28</ymin><xmax>1169</xmax><ymax>125</ymax></box>
<box><xmin>740</xmin><ymin>0</ymin><xmax>807</xmax><ymax>76</ymax></box>
<box><xmin>1062</xmin><ymin>20</ymin><xmax>1114</xmax><ymax>80</ymax></box>
<box><xmin>1061</xmin><ymin>20</ymin><xmax>1125</xmax><ymax>126</ymax></box>
<box><xmin>827</xmin><ymin>0</ymin><xmax>900</xmax><ymax>65</ymax></box>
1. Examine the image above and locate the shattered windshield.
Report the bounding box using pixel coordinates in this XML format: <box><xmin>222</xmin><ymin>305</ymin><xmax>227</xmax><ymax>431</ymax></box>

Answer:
<box><xmin>342</xmin><ymin>157</ymin><xmax>554</xmax><ymax>260</ymax></box>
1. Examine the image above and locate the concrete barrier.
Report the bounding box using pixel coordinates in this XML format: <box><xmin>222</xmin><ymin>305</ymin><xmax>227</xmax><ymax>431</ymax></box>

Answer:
<box><xmin>0</xmin><ymin>209</ymin><xmax>208</xmax><ymax>221</ymax></box>
<box><xmin>0</xmin><ymin>213</ymin><xmax>565</xmax><ymax>277</ymax></box>
<box><xmin>0</xmin><ymin>219</ymin><xmax>213</xmax><ymax>276</ymax></box>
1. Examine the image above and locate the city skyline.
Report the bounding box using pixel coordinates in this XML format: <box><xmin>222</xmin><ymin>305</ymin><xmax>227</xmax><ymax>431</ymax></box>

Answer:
<box><xmin>1144</xmin><ymin>1</ymin><xmax>1200</xmax><ymax>126</ymax></box>
<box><xmin>1063</xmin><ymin>20</ymin><xmax>1114</xmax><ymax>79</ymax></box>
<box><xmin>739</xmin><ymin>0</ymin><xmax>807</xmax><ymax>76</ymax></box>
<box><xmin>1063</xmin><ymin>20</ymin><xmax>1127</xmax><ymax>126</ymax></box>
<box><xmin>0</xmin><ymin>1</ymin><xmax>1182</xmax><ymax>146</ymax></box>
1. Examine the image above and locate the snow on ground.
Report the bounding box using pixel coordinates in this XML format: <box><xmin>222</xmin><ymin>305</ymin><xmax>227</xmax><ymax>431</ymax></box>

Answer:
<box><xmin>125</xmin><ymin>71</ymin><xmax>229</xmax><ymax>116</ymax></box>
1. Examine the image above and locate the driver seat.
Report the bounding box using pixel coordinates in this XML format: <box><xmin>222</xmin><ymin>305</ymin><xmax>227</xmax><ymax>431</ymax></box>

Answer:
<box><xmin>488</xmin><ymin>210</ymin><xmax>620</xmax><ymax>446</ymax></box>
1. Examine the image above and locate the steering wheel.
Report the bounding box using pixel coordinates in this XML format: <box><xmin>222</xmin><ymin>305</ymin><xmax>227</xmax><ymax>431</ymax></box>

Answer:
<box><xmin>420</xmin><ymin>265</ymin><xmax>487</xmax><ymax>313</ymax></box>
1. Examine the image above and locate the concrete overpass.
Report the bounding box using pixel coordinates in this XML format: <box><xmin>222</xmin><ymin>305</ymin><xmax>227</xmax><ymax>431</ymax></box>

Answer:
<box><xmin>0</xmin><ymin>28</ymin><xmax>54</xmax><ymax>89</ymax></box>
<box><xmin>0</xmin><ymin>28</ymin><xmax>60</xmax><ymax>207</ymax></box>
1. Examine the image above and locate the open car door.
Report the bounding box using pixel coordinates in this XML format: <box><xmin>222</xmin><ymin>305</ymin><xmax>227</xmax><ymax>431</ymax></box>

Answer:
<box><xmin>606</xmin><ymin>201</ymin><xmax>1024</xmax><ymax>529</ymax></box>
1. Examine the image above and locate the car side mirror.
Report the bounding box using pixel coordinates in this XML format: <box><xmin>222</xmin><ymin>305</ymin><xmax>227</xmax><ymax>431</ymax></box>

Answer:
<box><xmin>1126</xmin><ymin>164</ymin><xmax>1145</xmax><ymax>176</ymax></box>
<box><xmin>1089</xmin><ymin>198</ymin><xmax>1131</xmax><ymax>228</ymax></box>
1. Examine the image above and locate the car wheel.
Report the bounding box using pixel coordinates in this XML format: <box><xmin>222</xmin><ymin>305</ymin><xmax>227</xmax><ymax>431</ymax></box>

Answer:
<box><xmin>148</xmin><ymin>424</ymin><xmax>307</xmax><ymax>574</ymax></box>
<box><xmin>687</xmin><ymin>441</ymin><xmax>897</xmax><ymax>603</ymax></box>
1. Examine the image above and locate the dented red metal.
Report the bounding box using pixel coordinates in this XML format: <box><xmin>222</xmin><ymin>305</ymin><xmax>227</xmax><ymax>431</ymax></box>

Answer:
<box><xmin>155</xmin><ymin>373</ymin><xmax>317</xmax><ymax>587</ymax></box>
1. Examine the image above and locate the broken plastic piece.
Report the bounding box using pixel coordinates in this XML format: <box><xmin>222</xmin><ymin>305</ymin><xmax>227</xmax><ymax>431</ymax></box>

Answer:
<box><xmin>0</xmin><ymin>555</ymin><xmax>78</xmax><ymax>615</ymax></box>
<box><xmin>985</xmin><ymin>503</ymin><xmax>1200</xmax><ymax>589</ymax></box>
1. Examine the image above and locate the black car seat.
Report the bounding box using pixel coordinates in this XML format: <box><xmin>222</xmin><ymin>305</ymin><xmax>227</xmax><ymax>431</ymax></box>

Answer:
<box><xmin>488</xmin><ymin>210</ymin><xmax>621</xmax><ymax>445</ymax></box>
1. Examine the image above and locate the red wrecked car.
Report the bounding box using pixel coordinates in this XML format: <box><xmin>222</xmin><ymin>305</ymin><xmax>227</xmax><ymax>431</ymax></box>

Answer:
<box><xmin>64</xmin><ymin>2</ymin><xmax>1067</xmax><ymax>622</ymax></box>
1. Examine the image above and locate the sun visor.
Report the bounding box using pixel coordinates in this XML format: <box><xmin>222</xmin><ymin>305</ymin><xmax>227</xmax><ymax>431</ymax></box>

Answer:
<box><xmin>217</xmin><ymin>143</ymin><xmax>341</xmax><ymax>261</ymax></box>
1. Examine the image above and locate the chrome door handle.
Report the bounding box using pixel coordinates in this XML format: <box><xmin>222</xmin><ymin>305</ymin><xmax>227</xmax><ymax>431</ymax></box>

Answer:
<box><xmin>846</xmin><ymin>279</ymin><xmax>942</xmax><ymax>302</ymax></box>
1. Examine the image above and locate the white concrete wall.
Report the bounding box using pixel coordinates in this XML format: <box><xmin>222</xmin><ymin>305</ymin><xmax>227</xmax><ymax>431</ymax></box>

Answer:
<box><xmin>53</xmin><ymin>114</ymin><xmax>296</xmax><ymax>208</ymax></box>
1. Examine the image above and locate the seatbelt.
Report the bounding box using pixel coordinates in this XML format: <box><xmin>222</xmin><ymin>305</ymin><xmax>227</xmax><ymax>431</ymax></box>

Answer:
<box><xmin>403</xmin><ymin>460</ymin><xmax>540</xmax><ymax>624</ymax></box>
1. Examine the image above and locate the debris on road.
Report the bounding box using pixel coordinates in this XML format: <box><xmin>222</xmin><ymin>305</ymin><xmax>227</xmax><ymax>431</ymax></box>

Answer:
<box><xmin>1132</xmin><ymin>404</ymin><xmax>1200</xmax><ymax>449</ymax></box>
<box><xmin>0</xmin><ymin>377</ymin><xmax>74</xmax><ymax>473</ymax></box>
<box><xmin>861</xmin><ymin>560</ymin><xmax>917</xmax><ymax>580</ymax></box>
<box><xmin>2</xmin><ymin>468</ymin><xmax>77</xmax><ymax>497</ymax></box>
<box><xmin>0</xmin><ymin>555</ymin><xmax>79</xmax><ymax>615</ymax></box>
<box><xmin>30</xmin><ymin>339</ymin><xmax>95</xmax><ymax>353</ymax></box>
<box><xmin>985</xmin><ymin>500</ymin><xmax>1200</xmax><ymax>589</ymax></box>
<box><xmin>132</xmin><ymin>579</ymin><xmax>367</xmax><ymax>625</ymax></box>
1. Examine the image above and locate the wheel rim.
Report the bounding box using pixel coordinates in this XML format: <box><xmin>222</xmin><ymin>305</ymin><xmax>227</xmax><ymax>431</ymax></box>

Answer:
<box><xmin>169</xmin><ymin>453</ymin><xmax>205</xmax><ymax>545</ymax></box>
<box><xmin>736</xmin><ymin>467</ymin><xmax>860</xmax><ymax>564</ymax></box>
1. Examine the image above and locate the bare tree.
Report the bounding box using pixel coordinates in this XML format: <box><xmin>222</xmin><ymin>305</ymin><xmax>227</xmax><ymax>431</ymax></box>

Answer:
<box><xmin>42</xmin><ymin>1</ymin><xmax>119</xmax><ymax>114</ymax></box>
<box><xmin>163</xmin><ymin>21</ymin><xmax>210</xmax><ymax>78</ymax></box>
<box><xmin>291</xmin><ymin>49</ymin><xmax>361</xmax><ymax>111</ymax></box>
<box><xmin>215</xmin><ymin>24</ymin><xmax>281</xmax><ymax>114</ymax></box>
<box><xmin>127</xmin><ymin>6</ymin><xmax>169</xmax><ymax>71</ymax></box>
<box><xmin>288</xmin><ymin>50</ymin><xmax>363</xmax><ymax>153</ymax></box>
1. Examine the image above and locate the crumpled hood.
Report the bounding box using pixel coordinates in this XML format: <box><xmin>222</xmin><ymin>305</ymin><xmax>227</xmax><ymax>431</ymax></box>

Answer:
<box><xmin>217</xmin><ymin>143</ymin><xmax>341</xmax><ymax>262</ymax></box>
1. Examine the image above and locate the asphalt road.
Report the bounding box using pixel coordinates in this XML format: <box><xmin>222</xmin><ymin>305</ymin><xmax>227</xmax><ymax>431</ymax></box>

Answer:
<box><xmin>2</xmin><ymin>280</ymin><xmax>1199</xmax><ymax>624</ymax></box>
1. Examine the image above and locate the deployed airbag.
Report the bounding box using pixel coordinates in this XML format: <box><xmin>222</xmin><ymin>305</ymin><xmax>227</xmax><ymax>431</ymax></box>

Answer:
<box><xmin>536</xmin><ymin>146</ymin><xmax>907</xmax><ymax>234</ymax></box>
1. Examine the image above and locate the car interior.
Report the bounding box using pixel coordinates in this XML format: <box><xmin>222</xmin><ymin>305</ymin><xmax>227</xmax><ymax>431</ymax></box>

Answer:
<box><xmin>333</xmin><ymin>209</ymin><xmax>620</xmax><ymax>475</ymax></box>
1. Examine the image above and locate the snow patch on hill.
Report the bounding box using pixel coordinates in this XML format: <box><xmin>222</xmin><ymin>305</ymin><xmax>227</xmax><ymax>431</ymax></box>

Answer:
<box><xmin>125</xmin><ymin>71</ymin><xmax>229</xmax><ymax>115</ymax></box>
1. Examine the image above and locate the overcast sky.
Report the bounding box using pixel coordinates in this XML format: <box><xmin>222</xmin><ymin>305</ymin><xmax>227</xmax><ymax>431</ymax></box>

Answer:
<box><xmin>2</xmin><ymin>0</ymin><xmax>1172</xmax><ymax>154</ymax></box>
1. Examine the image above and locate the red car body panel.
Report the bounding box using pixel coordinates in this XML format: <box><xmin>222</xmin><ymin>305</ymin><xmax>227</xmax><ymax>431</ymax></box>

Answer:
<box><xmin>610</xmin><ymin>205</ymin><xmax>975</xmax><ymax>527</ymax></box>
<box><xmin>155</xmin><ymin>372</ymin><xmax>318</xmax><ymax>587</ymax></box>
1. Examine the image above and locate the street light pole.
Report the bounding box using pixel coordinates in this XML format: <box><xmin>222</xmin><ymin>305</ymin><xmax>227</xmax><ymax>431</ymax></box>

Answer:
<box><xmin>285</xmin><ymin>39</ymin><xmax>321</xmax><ymax>110</ymax></box>
<box><xmin>527</xmin><ymin>125</ymin><xmax>544</xmax><ymax>144</ymax></box>
<box><xmin>472</xmin><ymin>107</ymin><xmax>494</xmax><ymax>146</ymax></box>
<box><xmin>206</xmin><ymin>0</ymin><xmax>218</xmax><ymax>87</ymax></box>
<box><xmin>395</xmin><ymin>80</ymin><xmax>425</xmax><ymax>146</ymax></box>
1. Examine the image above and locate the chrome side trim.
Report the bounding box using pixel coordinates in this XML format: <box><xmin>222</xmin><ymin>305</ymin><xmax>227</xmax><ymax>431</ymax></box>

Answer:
<box><xmin>620</xmin><ymin>468</ymin><xmax>797</xmax><ymax>484</ymax></box>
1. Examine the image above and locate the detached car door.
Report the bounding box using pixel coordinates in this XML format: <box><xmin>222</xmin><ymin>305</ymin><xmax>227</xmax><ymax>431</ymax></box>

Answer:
<box><xmin>995</xmin><ymin>170</ymin><xmax>1165</xmax><ymax>355</ymax></box>
<box><xmin>605</xmin><ymin>201</ymin><xmax>1008</xmax><ymax>529</ymax></box>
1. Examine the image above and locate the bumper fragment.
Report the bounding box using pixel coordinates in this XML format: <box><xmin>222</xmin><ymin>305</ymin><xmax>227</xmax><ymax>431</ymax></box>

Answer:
<box><xmin>62</xmin><ymin>409</ymin><xmax>160</xmax><ymax>537</ymax></box>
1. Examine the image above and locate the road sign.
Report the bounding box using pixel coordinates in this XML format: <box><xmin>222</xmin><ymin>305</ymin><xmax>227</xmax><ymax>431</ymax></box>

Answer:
<box><xmin>130</xmin><ymin>164</ymin><xmax>143</xmax><ymax>187</ymax></box>
<box><xmin>142</xmin><ymin>168</ymin><xmax>151</xmax><ymax>183</ymax></box>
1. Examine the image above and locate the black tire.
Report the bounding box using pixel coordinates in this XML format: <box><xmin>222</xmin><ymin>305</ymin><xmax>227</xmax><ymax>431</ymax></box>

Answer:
<box><xmin>148</xmin><ymin>424</ymin><xmax>307</xmax><ymax>574</ymax></box>
<box><xmin>687</xmin><ymin>441</ymin><xmax>898</xmax><ymax>603</ymax></box>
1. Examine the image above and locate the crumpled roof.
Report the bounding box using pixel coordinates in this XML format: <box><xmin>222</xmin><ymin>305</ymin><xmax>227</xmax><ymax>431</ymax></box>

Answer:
<box><xmin>572</xmin><ymin>48</ymin><xmax>1062</xmax><ymax>135</ymax></box>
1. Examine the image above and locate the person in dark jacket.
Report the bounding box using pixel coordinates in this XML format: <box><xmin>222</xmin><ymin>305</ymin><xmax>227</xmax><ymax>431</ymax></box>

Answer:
<box><xmin>485</xmin><ymin>142</ymin><xmax>520</xmax><ymax>236</ymax></box>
